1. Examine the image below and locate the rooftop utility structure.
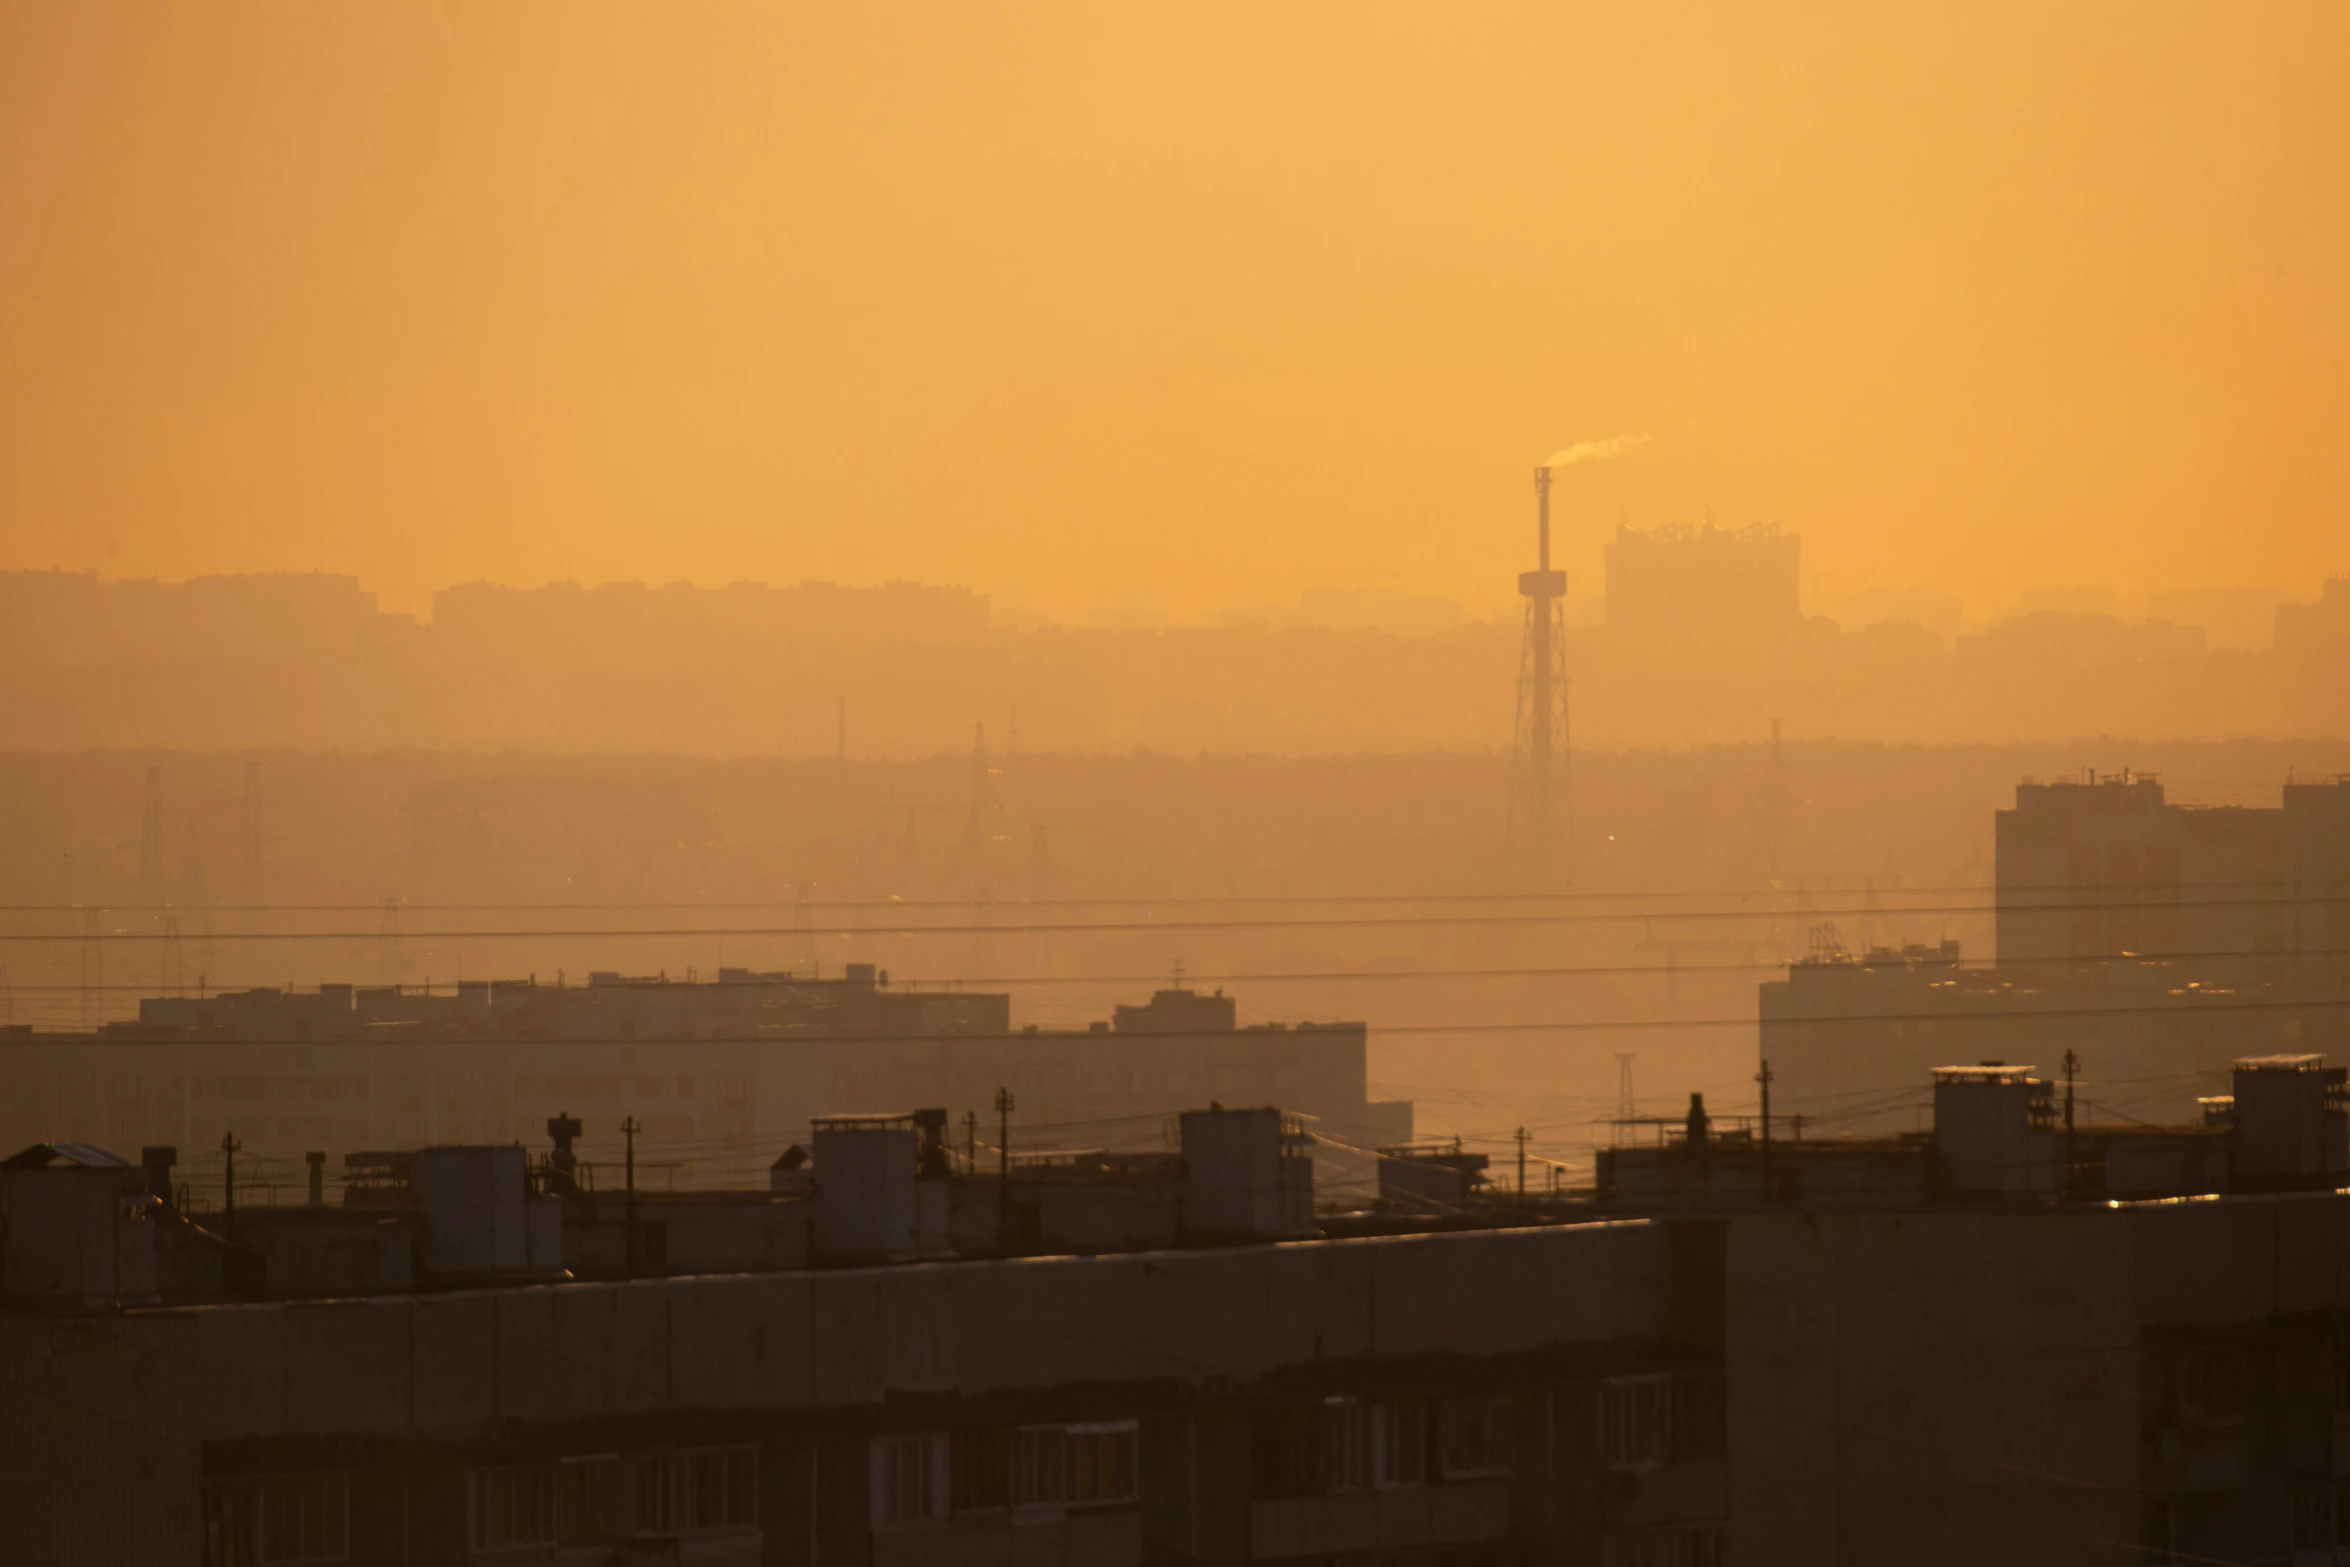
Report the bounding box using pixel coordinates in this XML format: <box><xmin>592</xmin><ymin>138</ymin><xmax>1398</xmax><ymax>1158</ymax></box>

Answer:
<box><xmin>3</xmin><ymin>969</ymin><xmax>1410</xmax><ymax>1204</ymax></box>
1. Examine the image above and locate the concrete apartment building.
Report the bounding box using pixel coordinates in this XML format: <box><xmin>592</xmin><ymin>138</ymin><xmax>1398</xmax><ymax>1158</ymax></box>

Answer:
<box><xmin>0</xmin><ymin>970</ymin><xmax>1410</xmax><ymax>1196</ymax></box>
<box><xmin>1588</xmin><ymin>1051</ymin><xmax>2350</xmax><ymax>1566</ymax></box>
<box><xmin>1994</xmin><ymin>771</ymin><xmax>2350</xmax><ymax>985</ymax></box>
<box><xmin>1764</xmin><ymin>773</ymin><xmax>2350</xmax><ymax>1133</ymax></box>
<box><xmin>3</xmin><ymin>1104</ymin><xmax>1723</xmax><ymax>1567</ymax></box>
<box><xmin>13</xmin><ymin>1047</ymin><xmax>2350</xmax><ymax>1564</ymax></box>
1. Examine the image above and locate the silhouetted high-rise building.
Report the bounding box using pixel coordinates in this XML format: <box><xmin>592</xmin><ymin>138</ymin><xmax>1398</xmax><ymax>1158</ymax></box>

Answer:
<box><xmin>1996</xmin><ymin>771</ymin><xmax>2350</xmax><ymax>984</ymax></box>
<box><xmin>1604</xmin><ymin>520</ymin><xmax>1802</xmax><ymax>646</ymax></box>
<box><xmin>1767</xmin><ymin>774</ymin><xmax>2350</xmax><ymax>1135</ymax></box>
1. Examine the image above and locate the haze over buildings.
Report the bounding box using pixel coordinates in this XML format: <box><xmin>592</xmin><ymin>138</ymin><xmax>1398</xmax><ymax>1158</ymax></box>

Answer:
<box><xmin>5</xmin><ymin>3</ymin><xmax>2350</xmax><ymax>1562</ymax></box>
<box><xmin>5</xmin><ymin>5</ymin><xmax>2349</xmax><ymax>622</ymax></box>
<box><xmin>3</xmin><ymin>553</ymin><xmax>2346</xmax><ymax>754</ymax></box>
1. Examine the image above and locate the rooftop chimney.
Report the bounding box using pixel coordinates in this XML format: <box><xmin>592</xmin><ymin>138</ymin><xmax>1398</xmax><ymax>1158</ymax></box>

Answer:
<box><xmin>2229</xmin><ymin>1055</ymin><xmax>2348</xmax><ymax>1187</ymax></box>
<box><xmin>1932</xmin><ymin>1064</ymin><xmax>2059</xmax><ymax>1199</ymax></box>
<box><xmin>1180</xmin><ymin>1107</ymin><xmax>1315</xmax><ymax>1239</ymax></box>
<box><xmin>809</xmin><ymin>1114</ymin><xmax>950</xmax><ymax>1262</ymax></box>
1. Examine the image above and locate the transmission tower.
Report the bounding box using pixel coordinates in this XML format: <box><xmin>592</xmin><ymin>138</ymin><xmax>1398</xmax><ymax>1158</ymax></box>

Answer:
<box><xmin>1508</xmin><ymin>467</ymin><xmax>1572</xmax><ymax>887</ymax></box>
<box><xmin>1615</xmin><ymin>1052</ymin><xmax>1638</xmax><ymax>1122</ymax></box>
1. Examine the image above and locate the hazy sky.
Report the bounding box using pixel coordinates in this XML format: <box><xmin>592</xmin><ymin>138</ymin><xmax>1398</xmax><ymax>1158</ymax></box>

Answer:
<box><xmin>3</xmin><ymin>2</ymin><xmax>2345</xmax><ymax>621</ymax></box>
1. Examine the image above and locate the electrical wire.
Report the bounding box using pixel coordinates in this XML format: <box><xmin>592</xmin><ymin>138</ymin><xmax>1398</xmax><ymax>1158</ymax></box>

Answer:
<box><xmin>11</xmin><ymin>889</ymin><xmax>2350</xmax><ymax>943</ymax></box>
<box><xmin>0</xmin><ymin>874</ymin><xmax>2309</xmax><ymax>913</ymax></box>
<box><xmin>19</xmin><ymin>990</ymin><xmax>2350</xmax><ymax>1045</ymax></box>
<box><xmin>13</xmin><ymin>939</ymin><xmax>2350</xmax><ymax>993</ymax></box>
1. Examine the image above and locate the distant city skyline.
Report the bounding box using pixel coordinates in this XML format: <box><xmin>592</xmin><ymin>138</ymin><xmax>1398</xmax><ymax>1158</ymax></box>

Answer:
<box><xmin>5</xmin><ymin>4</ymin><xmax>2346</xmax><ymax>627</ymax></box>
<box><xmin>0</xmin><ymin>557</ymin><xmax>2326</xmax><ymax>646</ymax></box>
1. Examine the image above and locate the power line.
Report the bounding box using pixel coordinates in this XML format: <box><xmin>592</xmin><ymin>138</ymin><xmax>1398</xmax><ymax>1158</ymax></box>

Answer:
<box><xmin>12</xmin><ymin>890</ymin><xmax>2350</xmax><ymax>943</ymax></box>
<box><xmin>13</xmin><ymin>990</ymin><xmax>2350</xmax><ymax>1045</ymax></box>
<box><xmin>14</xmin><ymin>940</ymin><xmax>2350</xmax><ymax>993</ymax></box>
<box><xmin>0</xmin><ymin>873</ymin><xmax>2328</xmax><ymax>914</ymax></box>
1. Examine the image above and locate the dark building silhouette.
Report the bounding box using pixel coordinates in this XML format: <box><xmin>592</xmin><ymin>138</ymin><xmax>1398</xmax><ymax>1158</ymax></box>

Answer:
<box><xmin>0</xmin><ymin>971</ymin><xmax>1409</xmax><ymax>1199</ymax></box>
<box><xmin>1768</xmin><ymin>774</ymin><xmax>2350</xmax><ymax>1134</ymax></box>
<box><xmin>1995</xmin><ymin>770</ymin><xmax>2350</xmax><ymax>983</ymax></box>
<box><xmin>1603</xmin><ymin>521</ymin><xmax>1803</xmax><ymax>647</ymax></box>
<box><xmin>12</xmin><ymin>1049</ymin><xmax>2350</xmax><ymax>1563</ymax></box>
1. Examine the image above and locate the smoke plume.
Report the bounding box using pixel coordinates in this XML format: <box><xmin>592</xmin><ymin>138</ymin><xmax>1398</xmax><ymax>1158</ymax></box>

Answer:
<box><xmin>1543</xmin><ymin>432</ymin><xmax>1652</xmax><ymax>469</ymax></box>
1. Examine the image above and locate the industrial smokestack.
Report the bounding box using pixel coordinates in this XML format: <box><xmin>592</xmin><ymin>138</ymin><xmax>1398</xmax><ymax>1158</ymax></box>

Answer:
<box><xmin>1516</xmin><ymin>468</ymin><xmax>1571</xmax><ymax>886</ymax></box>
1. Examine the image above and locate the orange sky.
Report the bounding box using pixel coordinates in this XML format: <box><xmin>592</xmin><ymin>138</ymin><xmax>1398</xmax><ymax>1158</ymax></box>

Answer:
<box><xmin>2</xmin><ymin>1</ymin><xmax>2345</xmax><ymax>623</ymax></box>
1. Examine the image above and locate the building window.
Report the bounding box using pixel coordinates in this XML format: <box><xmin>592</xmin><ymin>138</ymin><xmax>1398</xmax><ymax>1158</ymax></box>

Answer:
<box><xmin>1438</xmin><ymin>1397</ymin><xmax>1515</xmax><ymax>1480</ymax></box>
<box><xmin>2183</xmin><ymin>1347</ymin><xmax>2245</xmax><ymax>1421</ymax></box>
<box><xmin>252</xmin><ymin>1473</ymin><xmax>350</xmax><ymax>1565</ymax></box>
<box><xmin>1601</xmin><ymin>1376</ymin><xmax>1673</xmax><ymax>1469</ymax></box>
<box><xmin>1250</xmin><ymin>1405</ymin><xmax>1323</xmax><ymax>1498</ymax></box>
<box><xmin>2143</xmin><ymin>1496</ymin><xmax>2180</xmax><ymax>1564</ymax></box>
<box><xmin>643</xmin><ymin>1446</ymin><xmax>759</xmax><ymax>1534</ymax></box>
<box><xmin>203</xmin><ymin>1475</ymin><xmax>351</xmax><ymax>1567</ymax></box>
<box><xmin>1322</xmin><ymin>1399</ymin><xmax>1372</xmax><ymax>1493</ymax></box>
<box><xmin>1600</xmin><ymin>1525</ymin><xmax>1727</xmax><ymax>1567</ymax></box>
<box><xmin>947</xmin><ymin>1423</ymin><xmax>1136</xmax><ymax>1512</ymax></box>
<box><xmin>1672</xmin><ymin>1371</ymin><xmax>1727</xmax><ymax>1460</ymax></box>
<box><xmin>952</xmin><ymin>1427</ymin><xmax>1010</xmax><ymax>1512</ymax></box>
<box><xmin>557</xmin><ymin>1456</ymin><xmax>618</xmax><ymax>1546</ymax></box>
<box><xmin>469</xmin><ymin>1466</ymin><xmax>555</xmax><ymax>1551</ymax></box>
<box><xmin>2293</xmin><ymin>1488</ymin><xmax>2339</xmax><ymax>1552</ymax></box>
<box><xmin>2156</xmin><ymin>1344</ymin><xmax>2246</xmax><ymax>1425</ymax></box>
<box><xmin>1254</xmin><ymin>1401</ymin><xmax>1428</xmax><ymax>1496</ymax></box>
<box><xmin>1374</xmin><ymin>1400</ymin><xmax>1427</xmax><ymax>1488</ymax></box>
<box><xmin>1013</xmin><ymin>1426</ymin><xmax>1069</xmax><ymax>1507</ymax></box>
<box><xmin>871</xmin><ymin>1435</ymin><xmax>947</xmax><ymax>1528</ymax></box>
<box><xmin>1066</xmin><ymin>1424</ymin><xmax>1139</xmax><ymax>1505</ymax></box>
<box><xmin>691</xmin><ymin>1449</ymin><xmax>754</xmax><ymax>1530</ymax></box>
